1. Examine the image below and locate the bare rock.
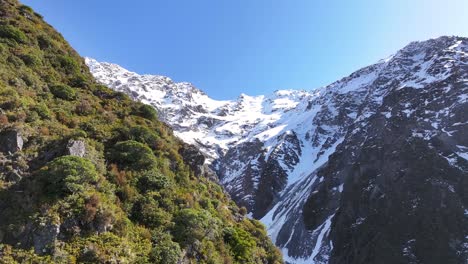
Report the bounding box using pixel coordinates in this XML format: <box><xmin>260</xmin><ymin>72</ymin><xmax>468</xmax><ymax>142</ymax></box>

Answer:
<box><xmin>0</xmin><ymin>130</ymin><xmax>23</xmax><ymax>154</ymax></box>
<box><xmin>66</xmin><ymin>139</ymin><xmax>86</xmax><ymax>157</ymax></box>
<box><xmin>33</xmin><ymin>222</ymin><xmax>60</xmax><ymax>255</ymax></box>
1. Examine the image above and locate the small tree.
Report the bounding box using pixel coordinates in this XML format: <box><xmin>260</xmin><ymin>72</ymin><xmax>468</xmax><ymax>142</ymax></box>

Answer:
<box><xmin>50</xmin><ymin>84</ymin><xmax>76</xmax><ymax>100</ymax></box>
<box><xmin>150</xmin><ymin>231</ymin><xmax>182</xmax><ymax>264</ymax></box>
<box><xmin>172</xmin><ymin>209</ymin><xmax>219</xmax><ymax>247</ymax></box>
<box><xmin>223</xmin><ymin>227</ymin><xmax>257</xmax><ymax>262</ymax></box>
<box><xmin>137</xmin><ymin>169</ymin><xmax>171</xmax><ymax>192</ymax></box>
<box><xmin>108</xmin><ymin>140</ymin><xmax>157</xmax><ymax>171</ymax></box>
<box><xmin>137</xmin><ymin>104</ymin><xmax>158</xmax><ymax>121</ymax></box>
<box><xmin>40</xmin><ymin>156</ymin><xmax>100</xmax><ymax>198</ymax></box>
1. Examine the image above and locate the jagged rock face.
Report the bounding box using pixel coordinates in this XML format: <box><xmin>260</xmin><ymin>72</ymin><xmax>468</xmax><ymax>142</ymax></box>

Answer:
<box><xmin>87</xmin><ymin>36</ymin><xmax>468</xmax><ymax>263</ymax></box>
<box><xmin>323</xmin><ymin>72</ymin><xmax>468</xmax><ymax>264</ymax></box>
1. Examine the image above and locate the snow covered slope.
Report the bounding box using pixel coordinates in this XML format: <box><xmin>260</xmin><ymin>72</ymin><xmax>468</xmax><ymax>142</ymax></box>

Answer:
<box><xmin>86</xmin><ymin>36</ymin><xmax>468</xmax><ymax>264</ymax></box>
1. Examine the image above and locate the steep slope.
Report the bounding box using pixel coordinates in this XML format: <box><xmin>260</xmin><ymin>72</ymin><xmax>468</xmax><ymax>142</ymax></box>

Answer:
<box><xmin>0</xmin><ymin>1</ymin><xmax>282</xmax><ymax>263</ymax></box>
<box><xmin>88</xmin><ymin>36</ymin><xmax>468</xmax><ymax>263</ymax></box>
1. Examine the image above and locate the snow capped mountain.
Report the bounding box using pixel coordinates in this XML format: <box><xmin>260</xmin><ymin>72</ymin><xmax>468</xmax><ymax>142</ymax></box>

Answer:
<box><xmin>86</xmin><ymin>36</ymin><xmax>468</xmax><ymax>264</ymax></box>
<box><xmin>86</xmin><ymin>57</ymin><xmax>312</xmax><ymax>164</ymax></box>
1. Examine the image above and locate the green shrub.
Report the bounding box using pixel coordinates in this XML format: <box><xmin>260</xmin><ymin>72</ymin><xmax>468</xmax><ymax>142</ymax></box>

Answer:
<box><xmin>172</xmin><ymin>209</ymin><xmax>219</xmax><ymax>246</ymax></box>
<box><xmin>20</xmin><ymin>53</ymin><xmax>41</xmax><ymax>67</ymax></box>
<box><xmin>57</xmin><ymin>55</ymin><xmax>80</xmax><ymax>74</ymax></box>
<box><xmin>137</xmin><ymin>169</ymin><xmax>171</xmax><ymax>192</ymax></box>
<box><xmin>25</xmin><ymin>110</ymin><xmax>39</xmax><ymax>123</ymax></box>
<box><xmin>37</xmin><ymin>34</ymin><xmax>53</xmax><ymax>50</ymax></box>
<box><xmin>0</xmin><ymin>88</ymin><xmax>21</xmax><ymax>110</ymax></box>
<box><xmin>128</xmin><ymin>125</ymin><xmax>159</xmax><ymax>147</ymax></box>
<box><xmin>136</xmin><ymin>104</ymin><xmax>158</xmax><ymax>120</ymax></box>
<box><xmin>0</xmin><ymin>25</ymin><xmax>27</xmax><ymax>43</ymax></box>
<box><xmin>0</xmin><ymin>244</ymin><xmax>54</xmax><ymax>263</ymax></box>
<box><xmin>223</xmin><ymin>227</ymin><xmax>257</xmax><ymax>261</ymax></box>
<box><xmin>40</xmin><ymin>156</ymin><xmax>100</xmax><ymax>198</ymax></box>
<box><xmin>7</xmin><ymin>55</ymin><xmax>23</xmax><ymax>67</ymax></box>
<box><xmin>21</xmin><ymin>72</ymin><xmax>37</xmax><ymax>86</ymax></box>
<box><xmin>149</xmin><ymin>232</ymin><xmax>182</xmax><ymax>264</ymax></box>
<box><xmin>69</xmin><ymin>74</ymin><xmax>89</xmax><ymax>88</ymax></box>
<box><xmin>132</xmin><ymin>196</ymin><xmax>171</xmax><ymax>228</ymax></box>
<box><xmin>18</xmin><ymin>5</ymin><xmax>34</xmax><ymax>14</ymax></box>
<box><xmin>108</xmin><ymin>140</ymin><xmax>157</xmax><ymax>171</ymax></box>
<box><xmin>32</xmin><ymin>103</ymin><xmax>51</xmax><ymax>119</ymax></box>
<box><xmin>50</xmin><ymin>84</ymin><xmax>76</xmax><ymax>100</ymax></box>
<box><xmin>70</xmin><ymin>233</ymin><xmax>150</xmax><ymax>263</ymax></box>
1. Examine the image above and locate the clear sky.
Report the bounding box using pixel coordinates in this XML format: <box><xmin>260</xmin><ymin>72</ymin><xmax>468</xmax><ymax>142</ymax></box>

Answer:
<box><xmin>22</xmin><ymin>0</ymin><xmax>468</xmax><ymax>100</ymax></box>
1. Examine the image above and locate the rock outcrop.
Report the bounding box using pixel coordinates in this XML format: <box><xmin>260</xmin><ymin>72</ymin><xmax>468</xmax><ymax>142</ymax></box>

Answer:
<box><xmin>66</xmin><ymin>139</ymin><xmax>86</xmax><ymax>157</ymax></box>
<box><xmin>0</xmin><ymin>129</ymin><xmax>23</xmax><ymax>154</ymax></box>
<box><xmin>32</xmin><ymin>222</ymin><xmax>60</xmax><ymax>254</ymax></box>
<box><xmin>179</xmin><ymin>143</ymin><xmax>217</xmax><ymax>180</ymax></box>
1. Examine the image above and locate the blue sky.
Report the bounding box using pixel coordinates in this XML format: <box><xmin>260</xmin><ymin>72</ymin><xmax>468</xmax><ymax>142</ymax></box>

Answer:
<box><xmin>22</xmin><ymin>0</ymin><xmax>468</xmax><ymax>100</ymax></box>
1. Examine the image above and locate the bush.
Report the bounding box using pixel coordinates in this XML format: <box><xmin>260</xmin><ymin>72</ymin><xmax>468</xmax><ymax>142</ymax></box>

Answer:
<box><xmin>55</xmin><ymin>109</ymin><xmax>74</xmax><ymax>126</ymax></box>
<box><xmin>149</xmin><ymin>232</ymin><xmax>182</xmax><ymax>264</ymax></box>
<box><xmin>40</xmin><ymin>156</ymin><xmax>100</xmax><ymax>198</ymax></box>
<box><xmin>108</xmin><ymin>140</ymin><xmax>157</xmax><ymax>171</ymax></box>
<box><xmin>136</xmin><ymin>104</ymin><xmax>158</xmax><ymax>120</ymax></box>
<box><xmin>69</xmin><ymin>74</ymin><xmax>89</xmax><ymax>88</ymax></box>
<box><xmin>75</xmin><ymin>100</ymin><xmax>94</xmax><ymax>115</ymax></box>
<box><xmin>137</xmin><ymin>169</ymin><xmax>171</xmax><ymax>192</ymax></box>
<box><xmin>223</xmin><ymin>227</ymin><xmax>257</xmax><ymax>262</ymax></box>
<box><xmin>72</xmin><ymin>233</ymin><xmax>148</xmax><ymax>263</ymax></box>
<box><xmin>37</xmin><ymin>34</ymin><xmax>53</xmax><ymax>50</ymax></box>
<box><xmin>172</xmin><ymin>209</ymin><xmax>219</xmax><ymax>246</ymax></box>
<box><xmin>50</xmin><ymin>84</ymin><xmax>76</xmax><ymax>100</ymax></box>
<box><xmin>0</xmin><ymin>88</ymin><xmax>21</xmax><ymax>110</ymax></box>
<box><xmin>19</xmin><ymin>5</ymin><xmax>34</xmax><ymax>14</ymax></box>
<box><xmin>20</xmin><ymin>53</ymin><xmax>41</xmax><ymax>67</ymax></box>
<box><xmin>239</xmin><ymin>206</ymin><xmax>248</xmax><ymax>216</ymax></box>
<box><xmin>7</xmin><ymin>55</ymin><xmax>23</xmax><ymax>67</ymax></box>
<box><xmin>0</xmin><ymin>244</ymin><xmax>54</xmax><ymax>263</ymax></box>
<box><xmin>132</xmin><ymin>196</ymin><xmax>171</xmax><ymax>228</ymax></box>
<box><xmin>32</xmin><ymin>103</ymin><xmax>51</xmax><ymax>119</ymax></box>
<box><xmin>0</xmin><ymin>25</ymin><xmax>27</xmax><ymax>43</ymax></box>
<box><xmin>57</xmin><ymin>55</ymin><xmax>80</xmax><ymax>74</ymax></box>
<box><xmin>128</xmin><ymin>126</ymin><xmax>159</xmax><ymax>147</ymax></box>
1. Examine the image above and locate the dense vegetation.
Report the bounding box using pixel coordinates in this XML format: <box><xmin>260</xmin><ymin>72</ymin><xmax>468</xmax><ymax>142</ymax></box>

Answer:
<box><xmin>0</xmin><ymin>1</ymin><xmax>282</xmax><ymax>263</ymax></box>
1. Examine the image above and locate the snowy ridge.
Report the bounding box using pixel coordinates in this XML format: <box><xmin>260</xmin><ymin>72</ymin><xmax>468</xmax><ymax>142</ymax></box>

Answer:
<box><xmin>86</xmin><ymin>36</ymin><xmax>468</xmax><ymax>263</ymax></box>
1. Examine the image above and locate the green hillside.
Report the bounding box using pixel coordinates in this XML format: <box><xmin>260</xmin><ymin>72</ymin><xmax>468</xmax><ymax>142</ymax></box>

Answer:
<box><xmin>0</xmin><ymin>1</ymin><xmax>282</xmax><ymax>263</ymax></box>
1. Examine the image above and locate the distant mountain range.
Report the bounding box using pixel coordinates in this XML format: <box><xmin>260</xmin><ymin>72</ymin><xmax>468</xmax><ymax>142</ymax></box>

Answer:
<box><xmin>87</xmin><ymin>36</ymin><xmax>468</xmax><ymax>264</ymax></box>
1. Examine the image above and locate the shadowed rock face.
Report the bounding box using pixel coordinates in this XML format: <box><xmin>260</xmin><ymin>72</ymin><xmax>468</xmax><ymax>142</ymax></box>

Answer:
<box><xmin>298</xmin><ymin>39</ymin><xmax>468</xmax><ymax>263</ymax></box>
<box><xmin>320</xmin><ymin>80</ymin><xmax>468</xmax><ymax>264</ymax></box>
<box><xmin>179</xmin><ymin>143</ymin><xmax>217</xmax><ymax>180</ymax></box>
<box><xmin>0</xmin><ymin>130</ymin><xmax>23</xmax><ymax>154</ymax></box>
<box><xmin>89</xmin><ymin>36</ymin><xmax>468</xmax><ymax>263</ymax></box>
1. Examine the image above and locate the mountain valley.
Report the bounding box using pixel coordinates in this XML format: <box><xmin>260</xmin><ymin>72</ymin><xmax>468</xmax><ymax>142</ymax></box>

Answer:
<box><xmin>88</xmin><ymin>36</ymin><xmax>468</xmax><ymax>263</ymax></box>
